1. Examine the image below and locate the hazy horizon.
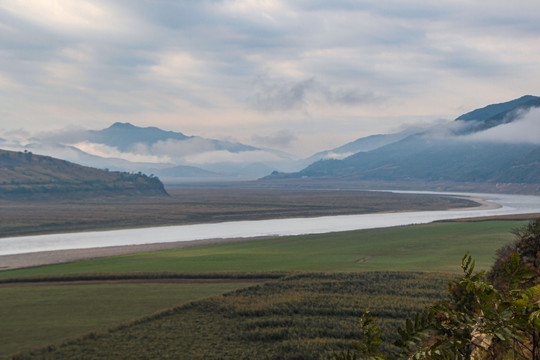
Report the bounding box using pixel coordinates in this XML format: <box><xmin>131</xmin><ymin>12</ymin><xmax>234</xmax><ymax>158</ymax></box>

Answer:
<box><xmin>1</xmin><ymin>1</ymin><xmax>540</xmax><ymax>157</ymax></box>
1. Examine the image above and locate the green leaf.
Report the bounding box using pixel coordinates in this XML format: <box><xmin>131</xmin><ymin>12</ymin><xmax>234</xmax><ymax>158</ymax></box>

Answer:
<box><xmin>406</xmin><ymin>319</ymin><xmax>414</xmax><ymax>335</ymax></box>
<box><xmin>397</xmin><ymin>327</ymin><xmax>408</xmax><ymax>340</ymax></box>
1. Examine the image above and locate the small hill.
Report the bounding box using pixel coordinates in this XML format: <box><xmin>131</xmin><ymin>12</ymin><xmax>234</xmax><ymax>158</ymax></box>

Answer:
<box><xmin>0</xmin><ymin>149</ymin><xmax>168</xmax><ymax>197</ymax></box>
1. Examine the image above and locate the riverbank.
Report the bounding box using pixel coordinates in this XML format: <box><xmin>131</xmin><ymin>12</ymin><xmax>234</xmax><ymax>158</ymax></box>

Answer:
<box><xmin>2</xmin><ymin>212</ymin><xmax>538</xmax><ymax>272</ymax></box>
<box><xmin>0</xmin><ymin>236</ymin><xmax>272</xmax><ymax>271</ymax></box>
<box><xmin>1</xmin><ymin>191</ymin><xmax>539</xmax><ymax>270</ymax></box>
<box><xmin>0</xmin><ymin>188</ymin><xmax>478</xmax><ymax>238</ymax></box>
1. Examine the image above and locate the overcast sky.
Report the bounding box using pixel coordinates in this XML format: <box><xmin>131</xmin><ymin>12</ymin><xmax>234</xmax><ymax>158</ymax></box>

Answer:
<box><xmin>1</xmin><ymin>0</ymin><xmax>539</xmax><ymax>156</ymax></box>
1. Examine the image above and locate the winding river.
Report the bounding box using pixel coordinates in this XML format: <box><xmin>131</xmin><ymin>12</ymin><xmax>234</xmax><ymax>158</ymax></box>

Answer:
<box><xmin>1</xmin><ymin>191</ymin><xmax>539</xmax><ymax>256</ymax></box>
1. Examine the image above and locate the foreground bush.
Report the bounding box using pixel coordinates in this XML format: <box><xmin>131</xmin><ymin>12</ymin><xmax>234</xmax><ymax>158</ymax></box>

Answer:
<box><xmin>338</xmin><ymin>218</ymin><xmax>540</xmax><ymax>360</ymax></box>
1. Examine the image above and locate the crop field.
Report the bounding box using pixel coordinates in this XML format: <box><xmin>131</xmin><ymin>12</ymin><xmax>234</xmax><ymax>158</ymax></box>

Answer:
<box><xmin>11</xmin><ymin>272</ymin><xmax>452</xmax><ymax>359</ymax></box>
<box><xmin>0</xmin><ymin>281</ymin><xmax>258</xmax><ymax>358</ymax></box>
<box><xmin>0</xmin><ymin>188</ymin><xmax>476</xmax><ymax>237</ymax></box>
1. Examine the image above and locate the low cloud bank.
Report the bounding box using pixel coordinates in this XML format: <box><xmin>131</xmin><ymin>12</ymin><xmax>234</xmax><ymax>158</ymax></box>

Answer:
<box><xmin>2</xmin><ymin>105</ymin><xmax>538</xmax><ymax>178</ymax></box>
<box><xmin>409</xmin><ymin>107</ymin><xmax>540</xmax><ymax>145</ymax></box>
<box><xmin>73</xmin><ymin>142</ymin><xmax>173</xmax><ymax>164</ymax></box>
<box><xmin>459</xmin><ymin>108</ymin><xmax>540</xmax><ymax>144</ymax></box>
<box><xmin>72</xmin><ymin>138</ymin><xmax>288</xmax><ymax>167</ymax></box>
<box><xmin>322</xmin><ymin>152</ymin><xmax>355</xmax><ymax>160</ymax></box>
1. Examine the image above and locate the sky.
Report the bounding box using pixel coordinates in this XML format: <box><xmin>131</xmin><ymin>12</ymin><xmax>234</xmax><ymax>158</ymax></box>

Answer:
<box><xmin>1</xmin><ymin>0</ymin><xmax>540</xmax><ymax>157</ymax></box>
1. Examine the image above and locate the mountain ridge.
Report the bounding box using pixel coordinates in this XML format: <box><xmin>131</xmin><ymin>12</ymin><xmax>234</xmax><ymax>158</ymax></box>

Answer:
<box><xmin>264</xmin><ymin>95</ymin><xmax>540</xmax><ymax>192</ymax></box>
<box><xmin>456</xmin><ymin>95</ymin><xmax>538</xmax><ymax>122</ymax></box>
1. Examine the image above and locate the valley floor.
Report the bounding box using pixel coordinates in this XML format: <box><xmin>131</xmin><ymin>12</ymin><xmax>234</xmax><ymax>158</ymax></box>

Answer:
<box><xmin>1</xmin><ymin>209</ymin><xmax>537</xmax><ymax>271</ymax></box>
<box><xmin>0</xmin><ymin>188</ymin><xmax>477</xmax><ymax>238</ymax></box>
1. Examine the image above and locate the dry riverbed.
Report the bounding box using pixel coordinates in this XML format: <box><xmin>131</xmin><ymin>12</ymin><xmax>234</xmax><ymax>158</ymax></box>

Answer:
<box><xmin>2</xmin><ymin>190</ymin><xmax>534</xmax><ymax>271</ymax></box>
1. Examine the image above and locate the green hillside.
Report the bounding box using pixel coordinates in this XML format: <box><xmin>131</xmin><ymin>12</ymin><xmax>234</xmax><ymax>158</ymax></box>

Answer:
<box><xmin>0</xmin><ymin>149</ymin><xmax>167</xmax><ymax>197</ymax></box>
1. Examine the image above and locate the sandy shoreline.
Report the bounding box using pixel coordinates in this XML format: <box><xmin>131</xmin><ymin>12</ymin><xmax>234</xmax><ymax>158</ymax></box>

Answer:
<box><xmin>0</xmin><ymin>236</ymin><xmax>273</xmax><ymax>271</ymax></box>
<box><xmin>0</xmin><ymin>196</ymin><xmax>536</xmax><ymax>272</ymax></box>
<box><xmin>449</xmin><ymin>196</ymin><xmax>500</xmax><ymax>211</ymax></box>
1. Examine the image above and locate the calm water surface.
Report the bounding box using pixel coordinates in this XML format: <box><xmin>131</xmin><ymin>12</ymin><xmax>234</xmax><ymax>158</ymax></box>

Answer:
<box><xmin>1</xmin><ymin>191</ymin><xmax>539</xmax><ymax>256</ymax></box>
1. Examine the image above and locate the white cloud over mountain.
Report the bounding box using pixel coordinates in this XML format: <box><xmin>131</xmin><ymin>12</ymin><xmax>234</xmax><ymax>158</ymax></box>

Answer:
<box><xmin>461</xmin><ymin>108</ymin><xmax>540</xmax><ymax>145</ymax></box>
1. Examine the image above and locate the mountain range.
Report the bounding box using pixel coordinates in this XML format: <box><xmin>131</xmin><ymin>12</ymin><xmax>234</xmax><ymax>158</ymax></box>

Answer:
<box><xmin>2</xmin><ymin>95</ymin><xmax>539</xmax><ymax>192</ymax></box>
<box><xmin>266</xmin><ymin>95</ymin><xmax>540</xmax><ymax>193</ymax></box>
<box><xmin>7</xmin><ymin>122</ymin><xmax>296</xmax><ymax>181</ymax></box>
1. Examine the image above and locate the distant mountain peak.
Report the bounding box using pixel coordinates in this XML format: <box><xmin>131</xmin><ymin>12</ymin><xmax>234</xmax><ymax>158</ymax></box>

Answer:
<box><xmin>105</xmin><ymin>122</ymin><xmax>188</xmax><ymax>136</ymax></box>
<box><xmin>456</xmin><ymin>95</ymin><xmax>539</xmax><ymax>122</ymax></box>
<box><xmin>111</xmin><ymin>122</ymin><xmax>130</xmax><ymax>127</ymax></box>
<box><xmin>110</xmin><ymin>122</ymin><xmax>137</xmax><ymax>129</ymax></box>
<box><xmin>87</xmin><ymin>122</ymin><xmax>191</xmax><ymax>152</ymax></box>
<box><xmin>108</xmin><ymin>122</ymin><xmax>174</xmax><ymax>133</ymax></box>
<box><xmin>453</xmin><ymin>95</ymin><xmax>540</xmax><ymax>135</ymax></box>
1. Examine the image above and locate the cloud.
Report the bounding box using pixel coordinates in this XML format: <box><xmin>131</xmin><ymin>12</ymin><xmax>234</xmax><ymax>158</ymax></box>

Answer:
<box><xmin>69</xmin><ymin>136</ymin><xmax>291</xmax><ymax>168</ymax></box>
<box><xmin>249</xmin><ymin>74</ymin><xmax>382</xmax><ymax>112</ymax></box>
<box><xmin>0</xmin><ymin>128</ymin><xmax>30</xmax><ymax>142</ymax></box>
<box><xmin>459</xmin><ymin>108</ymin><xmax>540</xmax><ymax>144</ymax></box>
<box><xmin>2</xmin><ymin>0</ymin><xmax>540</xmax><ymax>157</ymax></box>
<box><xmin>148</xmin><ymin>138</ymin><xmax>220</xmax><ymax>156</ymax></box>
<box><xmin>322</xmin><ymin>151</ymin><xmax>355</xmax><ymax>160</ymax></box>
<box><xmin>0</xmin><ymin>0</ymin><xmax>134</xmax><ymax>36</ymax></box>
<box><xmin>33</xmin><ymin>126</ymin><xmax>89</xmax><ymax>144</ymax></box>
<box><xmin>252</xmin><ymin>129</ymin><xmax>297</xmax><ymax>148</ymax></box>
<box><xmin>322</xmin><ymin>87</ymin><xmax>383</xmax><ymax>106</ymax></box>
<box><xmin>249</xmin><ymin>76</ymin><xmax>315</xmax><ymax>112</ymax></box>
<box><xmin>73</xmin><ymin>141</ymin><xmax>172</xmax><ymax>163</ymax></box>
<box><xmin>183</xmin><ymin>150</ymin><xmax>286</xmax><ymax>165</ymax></box>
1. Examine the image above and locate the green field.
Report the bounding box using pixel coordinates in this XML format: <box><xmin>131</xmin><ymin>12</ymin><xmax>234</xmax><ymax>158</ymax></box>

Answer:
<box><xmin>0</xmin><ymin>282</ymin><xmax>255</xmax><ymax>358</ymax></box>
<box><xmin>0</xmin><ymin>220</ymin><xmax>524</xmax><ymax>280</ymax></box>
<box><xmin>10</xmin><ymin>273</ymin><xmax>452</xmax><ymax>359</ymax></box>
<box><xmin>1</xmin><ymin>220</ymin><xmax>528</xmax><ymax>359</ymax></box>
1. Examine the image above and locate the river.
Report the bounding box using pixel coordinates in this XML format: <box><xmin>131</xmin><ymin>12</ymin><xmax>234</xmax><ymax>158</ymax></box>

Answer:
<box><xmin>1</xmin><ymin>191</ymin><xmax>539</xmax><ymax>256</ymax></box>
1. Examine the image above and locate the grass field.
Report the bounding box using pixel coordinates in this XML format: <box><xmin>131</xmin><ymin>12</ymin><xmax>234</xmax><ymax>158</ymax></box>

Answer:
<box><xmin>0</xmin><ymin>282</ymin><xmax>256</xmax><ymax>358</ymax></box>
<box><xmin>0</xmin><ymin>220</ymin><xmax>525</xmax><ymax>280</ymax></box>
